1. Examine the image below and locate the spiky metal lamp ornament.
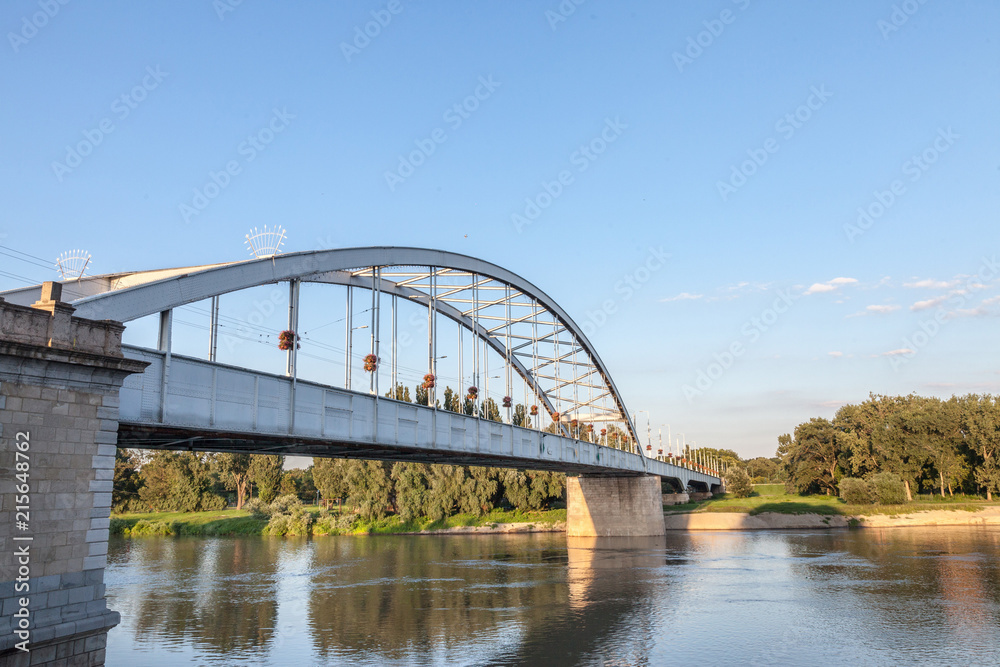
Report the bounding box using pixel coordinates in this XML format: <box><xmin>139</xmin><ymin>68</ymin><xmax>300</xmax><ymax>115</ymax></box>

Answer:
<box><xmin>245</xmin><ymin>225</ymin><xmax>287</xmax><ymax>259</ymax></box>
<box><xmin>55</xmin><ymin>250</ymin><xmax>92</xmax><ymax>280</ymax></box>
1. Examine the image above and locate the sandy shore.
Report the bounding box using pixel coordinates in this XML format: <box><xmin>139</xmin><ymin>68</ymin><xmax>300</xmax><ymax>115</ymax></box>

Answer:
<box><xmin>663</xmin><ymin>507</ymin><xmax>1000</xmax><ymax>531</ymax></box>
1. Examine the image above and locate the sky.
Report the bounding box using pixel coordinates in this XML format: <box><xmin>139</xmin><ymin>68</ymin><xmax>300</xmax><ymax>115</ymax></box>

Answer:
<box><xmin>1</xmin><ymin>1</ymin><xmax>998</xmax><ymax>459</ymax></box>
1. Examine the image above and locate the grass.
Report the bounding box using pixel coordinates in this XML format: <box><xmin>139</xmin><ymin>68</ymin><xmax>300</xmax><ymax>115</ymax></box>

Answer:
<box><xmin>664</xmin><ymin>486</ymin><xmax>1000</xmax><ymax>517</ymax></box>
<box><xmin>111</xmin><ymin>506</ymin><xmax>566</xmax><ymax>538</ymax></box>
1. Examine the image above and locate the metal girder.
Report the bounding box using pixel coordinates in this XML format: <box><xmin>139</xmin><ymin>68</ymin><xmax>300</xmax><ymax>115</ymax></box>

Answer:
<box><xmin>5</xmin><ymin>247</ymin><xmax>643</xmax><ymax>446</ymax></box>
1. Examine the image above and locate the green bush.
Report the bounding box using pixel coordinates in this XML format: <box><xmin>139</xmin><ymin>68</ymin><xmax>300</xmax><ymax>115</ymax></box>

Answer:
<box><xmin>870</xmin><ymin>473</ymin><xmax>907</xmax><ymax>505</ymax></box>
<box><xmin>313</xmin><ymin>512</ymin><xmax>357</xmax><ymax>535</ymax></box>
<box><xmin>839</xmin><ymin>478</ymin><xmax>875</xmax><ymax>505</ymax></box>
<box><xmin>269</xmin><ymin>494</ymin><xmax>303</xmax><ymax>515</ymax></box>
<box><xmin>127</xmin><ymin>519</ymin><xmax>175</xmax><ymax>537</ymax></box>
<box><xmin>244</xmin><ymin>498</ymin><xmax>270</xmax><ymax>519</ymax></box>
<box><xmin>724</xmin><ymin>468</ymin><xmax>754</xmax><ymax>498</ymax></box>
<box><xmin>109</xmin><ymin>517</ymin><xmax>130</xmax><ymax>535</ymax></box>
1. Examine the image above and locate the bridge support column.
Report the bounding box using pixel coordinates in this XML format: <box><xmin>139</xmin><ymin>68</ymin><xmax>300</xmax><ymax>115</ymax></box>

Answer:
<box><xmin>566</xmin><ymin>475</ymin><xmax>665</xmax><ymax>537</ymax></box>
<box><xmin>0</xmin><ymin>287</ymin><xmax>147</xmax><ymax>666</ymax></box>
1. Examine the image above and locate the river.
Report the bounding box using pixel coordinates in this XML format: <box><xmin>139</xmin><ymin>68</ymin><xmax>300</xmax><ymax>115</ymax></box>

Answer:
<box><xmin>104</xmin><ymin>527</ymin><xmax>1000</xmax><ymax>666</ymax></box>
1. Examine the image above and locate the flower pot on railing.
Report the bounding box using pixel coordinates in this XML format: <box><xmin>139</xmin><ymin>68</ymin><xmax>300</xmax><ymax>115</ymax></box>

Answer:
<box><xmin>502</xmin><ymin>396</ymin><xmax>512</xmax><ymax>408</ymax></box>
<box><xmin>467</xmin><ymin>386</ymin><xmax>478</xmax><ymax>401</ymax></box>
<box><xmin>529</xmin><ymin>405</ymin><xmax>538</xmax><ymax>416</ymax></box>
<box><xmin>422</xmin><ymin>373</ymin><xmax>435</xmax><ymax>389</ymax></box>
<box><xmin>364</xmin><ymin>354</ymin><xmax>378</xmax><ymax>373</ymax></box>
<box><xmin>278</xmin><ymin>330</ymin><xmax>300</xmax><ymax>351</ymax></box>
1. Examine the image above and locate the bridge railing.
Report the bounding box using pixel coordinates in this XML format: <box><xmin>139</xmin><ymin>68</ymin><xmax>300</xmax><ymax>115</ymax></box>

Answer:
<box><xmin>119</xmin><ymin>345</ymin><xmax>719</xmax><ymax>482</ymax></box>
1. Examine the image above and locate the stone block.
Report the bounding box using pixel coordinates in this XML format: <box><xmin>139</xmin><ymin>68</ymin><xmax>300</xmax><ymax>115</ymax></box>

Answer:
<box><xmin>567</xmin><ymin>475</ymin><xmax>666</xmax><ymax>537</ymax></box>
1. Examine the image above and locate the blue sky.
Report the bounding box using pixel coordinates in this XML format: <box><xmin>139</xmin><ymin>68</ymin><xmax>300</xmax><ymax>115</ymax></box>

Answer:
<box><xmin>1</xmin><ymin>1</ymin><xmax>998</xmax><ymax>458</ymax></box>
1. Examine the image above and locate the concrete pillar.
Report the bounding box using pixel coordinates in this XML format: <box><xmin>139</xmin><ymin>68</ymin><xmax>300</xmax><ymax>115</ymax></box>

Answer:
<box><xmin>566</xmin><ymin>475</ymin><xmax>666</xmax><ymax>537</ymax></box>
<box><xmin>0</xmin><ymin>288</ymin><xmax>147</xmax><ymax>666</ymax></box>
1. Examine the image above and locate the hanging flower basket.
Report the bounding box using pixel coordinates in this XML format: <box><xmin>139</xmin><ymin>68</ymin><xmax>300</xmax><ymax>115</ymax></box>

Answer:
<box><xmin>422</xmin><ymin>373</ymin><xmax>435</xmax><ymax>389</ymax></box>
<box><xmin>466</xmin><ymin>386</ymin><xmax>478</xmax><ymax>401</ymax></box>
<box><xmin>551</xmin><ymin>412</ymin><xmax>560</xmax><ymax>421</ymax></box>
<box><xmin>502</xmin><ymin>396</ymin><xmax>512</xmax><ymax>408</ymax></box>
<box><xmin>530</xmin><ymin>405</ymin><xmax>538</xmax><ymax>416</ymax></box>
<box><xmin>278</xmin><ymin>330</ymin><xmax>300</xmax><ymax>351</ymax></box>
<box><xmin>363</xmin><ymin>354</ymin><xmax>378</xmax><ymax>373</ymax></box>
<box><xmin>646</xmin><ymin>444</ymin><xmax>652</xmax><ymax>451</ymax></box>
<box><xmin>600</xmin><ymin>428</ymin><xmax>607</xmax><ymax>437</ymax></box>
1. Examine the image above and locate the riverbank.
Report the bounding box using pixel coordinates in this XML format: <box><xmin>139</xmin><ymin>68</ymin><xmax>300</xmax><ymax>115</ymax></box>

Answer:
<box><xmin>110</xmin><ymin>507</ymin><xmax>567</xmax><ymax>538</ymax></box>
<box><xmin>663</xmin><ymin>484</ymin><xmax>1000</xmax><ymax>530</ymax></box>
<box><xmin>664</xmin><ymin>507</ymin><xmax>1000</xmax><ymax>530</ymax></box>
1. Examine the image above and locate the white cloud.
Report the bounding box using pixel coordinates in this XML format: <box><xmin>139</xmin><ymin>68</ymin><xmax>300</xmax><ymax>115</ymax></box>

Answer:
<box><xmin>828</xmin><ymin>351</ymin><xmax>843</xmax><ymax>357</ymax></box>
<box><xmin>910</xmin><ymin>296</ymin><xmax>947</xmax><ymax>311</ymax></box>
<box><xmin>903</xmin><ymin>278</ymin><xmax>959</xmax><ymax>289</ymax></box>
<box><xmin>661</xmin><ymin>292</ymin><xmax>703</xmax><ymax>302</ymax></box>
<box><xmin>805</xmin><ymin>277</ymin><xmax>858</xmax><ymax>295</ymax></box>
<box><xmin>805</xmin><ymin>283</ymin><xmax>837</xmax><ymax>295</ymax></box>
<box><xmin>866</xmin><ymin>304</ymin><xmax>900</xmax><ymax>314</ymax></box>
<box><xmin>883</xmin><ymin>348</ymin><xmax>915</xmax><ymax>357</ymax></box>
<box><xmin>982</xmin><ymin>295</ymin><xmax>1000</xmax><ymax>305</ymax></box>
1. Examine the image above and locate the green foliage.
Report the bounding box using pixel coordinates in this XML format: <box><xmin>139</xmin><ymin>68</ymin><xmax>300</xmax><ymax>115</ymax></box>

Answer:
<box><xmin>781</xmin><ymin>418</ymin><xmax>843</xmax><ymax>495</ymax></box>
<box><xmin>249</xmin><ymin>454</ymin><xmax>284</xmax><ymax>503</ymax></box>
<box><xmin>869</xmin><ymin>472</ymin><xmax>907</xmax><ymax>505</ymax></box>
<box><xmin>243</xmin><ymin>498</ymin><xmax>270</xmax><ymax>519</ymax></box>
<box><xmin>480</xmin><ymin>397</ymin><xmax>502</xmax><ymax>422</ymax></box>
<box><xmin>745</xmin><ymin>457</ymin><xmax>779</xmax><ymax>483</ymax></box>
<box><xmin>839</xmin><ymin>478</ymin><xmax>875</xmax><ymax>505</ymax></box>
<box><xmin>214</xmin><ymin>453</ymin><xmax>253</xmax><ymax>509</ymax></box>
<box><xmin>461</xmin><ymin>467</ymin><xmax>499</xmax><ymax>515</ymax></box>
<box><xmin>424</xmin><ymin>464</ymin><xmax>466</xmax><ymax>521</ymax></box>
<box><xmin>263</xmin><ymin>507</ymin><xmax>313</xmax><ymax>536</ymax></box>
<box><xmin>113</xmin><ymin>448</ymin><xmax>144</xmax><ymax>513</ymax></box>
<box><xmin>502</xmin><ymin>469</ymin><xmax>565</xmax><ymax>511</ymax></box>
<box><xmin>137</xmin><ymin>451</ymin><xmax>225</xmax><ymax>512</ymax></box>
<box><xmin>386</xmin><ymin>383</ymin><xmax>412</xmax><ymax>402</ymax></box>
<box><xmin>313</xmin><ymin>457</ymin><xmax>349</xmax><ymax>504</ymax></box>
<box><xmin>345</xmin><ymin>460</ymin><xmax>393</xmax><ymax>520</ymax></box>
<box><xmin>723</xmin><ymin>468</ymin><xmax>754</xmax><ymax>498</ymax></box>
<box><xmin>391</xmin><ymin>462</ymin><xmax>428</xmax><ymax>522</ymax></box>
<box><xmin>126</xmin><ymin>519</ymin><xmax>175</xmax><ymax>537</ymax></box>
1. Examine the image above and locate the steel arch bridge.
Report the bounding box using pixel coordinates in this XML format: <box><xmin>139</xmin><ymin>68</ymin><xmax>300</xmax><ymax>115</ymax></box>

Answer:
<box><xmin>1</xmin><ymin>247</ymin><xmax>721</xmax><ymax>487</ymax></box>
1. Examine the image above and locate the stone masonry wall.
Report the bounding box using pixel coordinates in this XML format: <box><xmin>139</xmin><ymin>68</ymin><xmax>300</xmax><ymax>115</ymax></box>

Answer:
<box><xmin>0</xmin><ymin>290</ymin><xmax>146</xmax><ymax>666</ymax></box>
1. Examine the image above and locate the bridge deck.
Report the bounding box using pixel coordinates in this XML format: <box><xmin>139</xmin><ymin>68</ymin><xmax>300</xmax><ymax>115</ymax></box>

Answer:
<box><xmin>119</xmin><ymin>345</ymin><xmax>721</xmax><ymax>484</ymax></box>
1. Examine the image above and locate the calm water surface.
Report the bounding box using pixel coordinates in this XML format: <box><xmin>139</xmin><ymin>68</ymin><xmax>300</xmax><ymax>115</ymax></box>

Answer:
<box><xmin>105</xmin><ymin>527</ymin><xmax>1000</xmax><ymax>666</ymax></box>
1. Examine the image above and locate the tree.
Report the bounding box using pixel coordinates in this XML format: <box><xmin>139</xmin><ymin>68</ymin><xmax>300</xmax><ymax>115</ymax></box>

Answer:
<box><xmin>781</xmin><ymin>418</ymin><xmax>843</xmax><ymax>495</ymax></box>
<box><xmin>424</xmin><ymin>465</ymin><xmax>466</xmax><ymax>520</ymax></box>
<box><xmin>502</xmin><ymin>469</ymin><xmax>565</xmax><ymax>510</ymax></box>
<box><xmin>249</xmin><ymin>454</ymin><xmax>284</xmax><ymax>503</ymax></box>
<box><xmin>113</xmin><ymin>448</ymin><xmax>144</xmax><ymax>513</ymax></box>
<box><xmin>480</xmin><ymin>397</ymin><xmax>501</xmax><ymax>422</ymax></box>
<box><xmin>313</xmin><ymin>457</ymin><xmax>349</xmax><ymax>506</ymax></box>
<box><xmin>345</xmin><ymin>460</ymin><xmax>393</xmax><ymax>520</ymax></box>
<box><xmin>724</xmin><ymin>468</ymin><xmax>753</xmax><ymax>498</ymax></box>
<box><xmin>386</xmin><ymin>383</ymin><xmax>412</xmax><ymax>403</ymax></box>
<box><xmin>391</xmin><ymin>462</ymin><xmax>428</xmax><ymax>522</ymax></box>
<box><xmin>215</xmin><ymin>453</ymin><xmax>253</xmax><ymax>509</ymax></box>
<box><xmin>962</xmin><ymin>394</ymin><xmax>1000</xmax><ymax>500</ymax></box>
<box><xmin>745</xmin><ymin>457</ymin><xmax>779</xmax><ymax>483</ymax></box>
<box><xmin>511</xmin><ymin>404</ymin><xmax>531</xmax><ymax>428</ymax></box>
<box><xmin>138</xmin><ymin>451</ymin><xmax>225</xmax><ymax>511</ymax></box>
<box><xmin>461</xmin><ymin>467</ymin><xmax>499</xmax><ymax>515</ymax></box>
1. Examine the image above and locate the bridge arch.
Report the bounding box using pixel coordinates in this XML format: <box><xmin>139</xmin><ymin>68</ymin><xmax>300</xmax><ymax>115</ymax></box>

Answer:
<box><xmin>7</xmin><ymin>247</ymin><xmax>642</xmax><ymax>446</ymax></box>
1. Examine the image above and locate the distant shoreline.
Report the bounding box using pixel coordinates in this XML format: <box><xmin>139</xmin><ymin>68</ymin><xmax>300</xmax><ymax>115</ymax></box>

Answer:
<box><xmin>663</xmin><ymin>507</ymin><xmax>1000</xmax><ymax>531</ymax></box>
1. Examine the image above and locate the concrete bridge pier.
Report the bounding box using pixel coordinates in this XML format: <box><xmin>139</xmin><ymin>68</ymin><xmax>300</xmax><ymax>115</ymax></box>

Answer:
<box><xmin>0</xmin><ymin>287</ymin><xmax>146</xmax><ymax>666</ymax></box>
<box><xmin>566</xmin><ymin>475</ymin><xmax>666</xmax><ymax>537</ymax></box>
